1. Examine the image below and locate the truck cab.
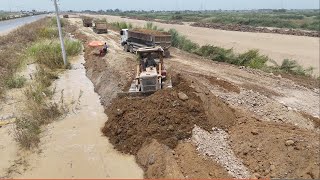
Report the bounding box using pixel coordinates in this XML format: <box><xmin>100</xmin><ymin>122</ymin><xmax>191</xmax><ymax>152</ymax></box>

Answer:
<box><xmin>120</xmin><ymin>29</ymin><xmax>128</xmax><ymax>46</ymax></box>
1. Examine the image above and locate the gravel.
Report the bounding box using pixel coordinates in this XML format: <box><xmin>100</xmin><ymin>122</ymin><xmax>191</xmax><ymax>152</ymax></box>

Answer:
<box><xmin>192</xmin><ymin>126</ymin><xmax>251</xmax><ymax>178</ymax></box>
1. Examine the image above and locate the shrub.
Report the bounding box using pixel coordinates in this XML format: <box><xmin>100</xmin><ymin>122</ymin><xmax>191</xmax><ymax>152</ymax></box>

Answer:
<box><xmin>169</xmin><ymin>29</ymin><xmax>199</xmax><ymax>53</ymax></box>
<box><xmin>5</xmin><ymin>75</ymin><xmax>27</xmax><ymax>89</ymax></box>
<box><xmin>195</xmin><ymin>45</ymin><xmax>235</xmax><ymax>62</ymax></box>
<box><xmin>236</xmin><ymin>49</ymin><xmax>268</xmax><ymax>69</ymax></box>
<box><xmin>144</xmin><ymin>22</ymin><xmax>159</xmax><ymax>30</ymax></box>
<box><xmin>280</xmin><ymin>59</ymin><xmax>314</xmax><ymax>76</ymax></box>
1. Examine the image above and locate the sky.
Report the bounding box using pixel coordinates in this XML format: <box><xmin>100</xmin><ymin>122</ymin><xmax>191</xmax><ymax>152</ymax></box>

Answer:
<box><xmin>0</xmin><ymin>0</ymin><xmax>319</xmax><ymax>11</ymax></box>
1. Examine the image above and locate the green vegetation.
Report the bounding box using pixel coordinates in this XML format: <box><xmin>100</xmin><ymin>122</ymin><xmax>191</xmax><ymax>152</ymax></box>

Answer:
<box><xmin>28</xmin><ymin>39</ymin><xmax>82</xmax><ymax>69</ymax></box>
<box><xmin>104</xmin><ymin>10</ymin><xmax>320</xmax><ymax>31</ymax></box>
<box><xmin>168</xmin><ymin>28</ymin><xmax>314</xmax><ymax>76</ymax></box>
<box><xmin>1</xmin><ymin>17</ymin><xmax>82</xmax><ymax>149</ymax></box>
<box><xmin>110</xmin><ymin>21</ymin><xmax>133</xmax><ymax>30</ymax></box>
<box><xmin>279</xmin><ymin>59</ymin><xmax>314</xmax><ymax>76</ymax></box>
<box><xmin>5</xmin><ymin>75</ymin><xmax>27</xmax><ymax>89</ymax></box>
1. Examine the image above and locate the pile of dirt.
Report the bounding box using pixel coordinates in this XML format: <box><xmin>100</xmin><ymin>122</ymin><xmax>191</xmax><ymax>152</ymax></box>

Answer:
<box><xmin>136</xmin><ymin>139</ymin><xmax>232</xmax><ymax>178</ymax></box>
<box><xmin>191</xmin><ymin>22</ymin><xmax>319</xmax><ymax>37</ymax></box>
<box><xmin>102</xmin><ymin>75</ymin><xmax>211</xmax><ymax>154</ymax></box>
<box><xmin>229</xmin><ymin>118</ymin><xmax>320</xmax><ymax>179</ymax></box>
<box><xmin>131</xmin><ymin>28</ymin><xmax>170</xmax><ymax>36</ymax></box>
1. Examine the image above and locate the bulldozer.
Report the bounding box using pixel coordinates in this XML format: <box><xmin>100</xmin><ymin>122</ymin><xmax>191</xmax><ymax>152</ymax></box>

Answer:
<box><xmin>118</xmin><ymin>46</ymin><xmax>172</xmax><ymax>97</ymax></box>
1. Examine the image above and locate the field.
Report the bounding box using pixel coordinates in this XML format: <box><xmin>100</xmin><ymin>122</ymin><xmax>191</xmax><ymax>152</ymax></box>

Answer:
<box><xmin>102</xmin><ymin>9</ymin><xmax>320</xmax><ymax>31</ymax></box>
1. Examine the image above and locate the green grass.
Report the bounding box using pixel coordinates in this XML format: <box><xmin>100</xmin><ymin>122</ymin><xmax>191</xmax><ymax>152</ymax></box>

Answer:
<box><xmin>110</xmin><ymin>21</ymin><xmax>133</xmax><ymax>30</ymax></box>
<box><xmin>28</xmin><ymin>39</ymin><xmax>82</xmax><ymax>69</ymax></box>
<box><xmin>5</xmin><ymin>75</ymin><xmax>27</xmax><ymax>89</ymax></box>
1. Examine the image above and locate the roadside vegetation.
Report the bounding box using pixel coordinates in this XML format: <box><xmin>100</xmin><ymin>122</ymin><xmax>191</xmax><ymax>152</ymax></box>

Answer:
<box><xmin>0</xmin><ymin>17</ymin><xmax>82</xmax><ymax>149</ymax></box>
<box><xmin>103</xmin><ymin>9</ymin><xmax>320</xmax><ymax>31</ymax></box>
<box><xmin>168</xmin><ymin>28</ymin><xmax>316</xmax><ymax>77</ymax></box>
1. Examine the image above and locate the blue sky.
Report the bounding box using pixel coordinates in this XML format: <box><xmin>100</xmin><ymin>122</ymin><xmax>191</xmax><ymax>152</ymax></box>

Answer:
<box><xmin>1</xmin><ymin>0</ymin><xmax>319</xmax><ymax>11</ymax></box>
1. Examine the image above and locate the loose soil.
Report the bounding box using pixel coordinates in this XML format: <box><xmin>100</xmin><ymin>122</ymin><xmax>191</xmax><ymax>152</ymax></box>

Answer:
<box><xmin>131</xmin><ymin>28</ymin><xmax>170</xmax><ymax>35</ymax></box>
<box><xmin>102</xmin><ymin>75</ymin><xmax>211</xmax><ymax>154</ymax></box>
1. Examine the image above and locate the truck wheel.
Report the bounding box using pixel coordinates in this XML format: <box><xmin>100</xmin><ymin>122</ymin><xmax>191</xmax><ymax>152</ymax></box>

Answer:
<box><xmin>129</xmin><ymin>45</ymin><xmax>134</xmax><ymax>53</ymax></box>
<box><xmin>124</xmin><ymin>44</ymin><xmax>129</xmax><ymax>52</ymax></box>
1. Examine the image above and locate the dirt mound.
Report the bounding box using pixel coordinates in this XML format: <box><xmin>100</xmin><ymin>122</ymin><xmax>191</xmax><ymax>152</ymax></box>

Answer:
<box><xmin>229</xmin><ymin>118</ymin><xmax>320</xmax><ymax>179</ymax></box>
<box><xmin>131</xmin><ymin>28</ymin><xmax>170</xmax><ymax>36</ymax></box>
<box><xmin>136</xmin><ymin>139</ymin><xmax>231</xmax><ymax>178</ymax></box>
<box><xmin>191</xmin><ymin>22</ymin><xmax>319</xmax><ymax>37</ymax></box>
<box><xmin>102</xmin><ymin>75</ymin><xmax>211</xmax><ymax>154</ymax></box>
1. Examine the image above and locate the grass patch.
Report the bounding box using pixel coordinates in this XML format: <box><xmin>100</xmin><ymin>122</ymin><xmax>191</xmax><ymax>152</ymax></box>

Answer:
<box><xmin>110</xmin><ymin>21</ymin><xmax>133</xmax><ymax>30</ymax></box>
<box><xmin>5</xmin><ymin>75</ymin><xmax>27</xmax><ymax>89</ymax></box>
<box><xmin>279</xmin><ymin>59</ymin><xmax>314</xmax><ymax>76</ymax></box>
<box><xmin>28</xmin><ymin>39</ymin><xmax>82</xmax><ymax>69</ymax></box>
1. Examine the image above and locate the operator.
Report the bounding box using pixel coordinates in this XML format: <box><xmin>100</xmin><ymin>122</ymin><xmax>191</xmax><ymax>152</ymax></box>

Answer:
<box><xmin>145</xmin><ymin>53</ymin><xmax>157</xmax><ymax>68</ymax></box>
<box><xmin>100</xmin><ymin>42</ymin><xmax>108</xmax><ymax>56</ymax></box>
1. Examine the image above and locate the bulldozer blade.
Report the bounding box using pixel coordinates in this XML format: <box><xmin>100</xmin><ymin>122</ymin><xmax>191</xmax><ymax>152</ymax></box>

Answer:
<box><xmin>117</xmin><ymin>91</ymin><xmax>155</xmax><ymax>98</ymax></box>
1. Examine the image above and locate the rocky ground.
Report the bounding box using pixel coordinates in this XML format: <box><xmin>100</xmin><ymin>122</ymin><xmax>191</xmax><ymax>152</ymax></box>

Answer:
<box><xmin>67</xmin><ymin>17</ymin><xmax>319</xmax><ymax>179</ymax></box>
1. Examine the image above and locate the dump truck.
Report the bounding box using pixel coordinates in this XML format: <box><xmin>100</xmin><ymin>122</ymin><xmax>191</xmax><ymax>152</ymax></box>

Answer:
<box><xmin>118</xmin><ymin>47</ymin><xmax>172</xmax><ymax>97</ymax></box>
<box><xmin>63</xmin><ymin>14</ymin><xmax>69</xmax><ymax>18</ymax></box>
<box><xmin>93</xmin><ymin>21</ymin><xmax>108</xmax><ymax>34</ymax></box>
<box><xmin>82</xmin><ymin>17</ymin><xmax>93</xmax><ymax>27</ymax></box>
<box><xmin>120</xmin><ymin>29</ymin><xmax>172</xmax><ymax>57</ymax></box>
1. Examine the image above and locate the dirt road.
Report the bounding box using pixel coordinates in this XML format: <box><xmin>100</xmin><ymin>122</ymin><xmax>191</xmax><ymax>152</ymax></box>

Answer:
<box><xmin>89</xmin><ymin>15</ymin><xmax>320</xmax><ymax>75</ymax></box>
<box><xmin>67</xmin><ymin>17</ymin><xmax>319</xmax><ymax>179</ymax></box>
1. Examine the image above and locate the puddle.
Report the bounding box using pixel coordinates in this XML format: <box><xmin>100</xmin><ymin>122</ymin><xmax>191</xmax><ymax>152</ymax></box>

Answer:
<box><xmin>17</xmin><ymin>54</ymin><xmax>143</xmax><ymax>178</ymax></box>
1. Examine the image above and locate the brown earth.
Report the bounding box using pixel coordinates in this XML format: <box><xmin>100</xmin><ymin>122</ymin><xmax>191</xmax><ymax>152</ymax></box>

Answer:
<box><xmin>136</xmin><ymin>139</ymin><xmax>231</xmax><ymax>178</ymax></box>
<box><xmin>274</xmin><ymin>72</ymin><xmax>320</xmax><ymax>90</ymax></box>
<box><xmin>131</xmin><ymin>28</ymin><xmax>170</xmax><ymax>35</ymax></box>
<box><xmin>66</xmin><ymin>17</ymin><xmax>320</xmax><ymax>179</ymax></box>
<box><xmin>229</xmin><ymin>118</ymin><xmax>320</xmax><ymax>179</ymax></box>
<box><xmin>191</xmin><ymin>22</ymin><xmax>320</xmax><ymax>37</ymax></box>
<box><xmin>102</xmin><ymin>75</ymin><xmax>211</xmax><ymax>154</ymax></box>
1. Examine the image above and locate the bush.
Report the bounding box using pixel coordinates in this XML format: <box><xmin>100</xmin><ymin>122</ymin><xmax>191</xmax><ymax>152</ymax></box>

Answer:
<box><xmin>5</xmin><ymin>75</ymin><xmax>27</xmax><ymax>89</ymax></box>
<box><xmin>144</xmin><ymin>22</ymin><xmax>159</xmax><ymax>30</ymax></box>
<box><xmin>236</xmin><ymin>49</ymin><xmax>268</xmax><ymax>69</ymax></box>
<box><xmin>280</xmin><ymin>59</ymin><xmax>313</xmax><ymax>76</ymax></box>
<box><xmin>169</xmin><ymin>29</ymin><xmax>199</xmax><ymax>53</ymax></box>
<box><xmin>195</xmin><ymin>45</ymin><xmax>235</xmax><ymax>62</ymax></box>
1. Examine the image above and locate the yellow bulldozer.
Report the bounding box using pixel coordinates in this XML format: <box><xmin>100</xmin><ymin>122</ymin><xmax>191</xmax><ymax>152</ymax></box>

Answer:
<box><xmin>119</xmin><ymin>46</ymin><xmax>172</xmax><ymax>97</ymax></box>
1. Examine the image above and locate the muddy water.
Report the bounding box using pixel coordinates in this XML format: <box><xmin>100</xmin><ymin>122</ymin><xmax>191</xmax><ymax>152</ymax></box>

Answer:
<box><xmin>18</xmin><ymin>55</ymin><xmax>143</xmax><ymax>178</ymax></box>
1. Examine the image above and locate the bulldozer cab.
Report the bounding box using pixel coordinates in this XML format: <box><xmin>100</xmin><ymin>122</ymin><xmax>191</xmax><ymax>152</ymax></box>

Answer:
<box><xmin>137</xmin><ymin>47</ymin><xmax>164</xmax><ymax>69</ymax></box>
<box><xmin>135</xmin><ymin>47</ymin><xmax>164</xmax><ymax>92</ymax></box>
